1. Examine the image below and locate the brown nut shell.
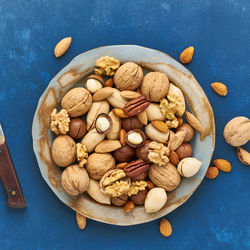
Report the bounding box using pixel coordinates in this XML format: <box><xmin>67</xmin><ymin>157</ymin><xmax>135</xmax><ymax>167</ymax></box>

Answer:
<box><xmin>95</xmin><ymin>113</ymin><xmax>113</xmax><ymax>134</ymax></box>
<box><xmin>113</xmin><ymin>145</ymin><xmax>135</xmax><ymax>163</ymax></box>
<box><xmin>68</xmin><ymin>118</ymin><xmax>87</xmax><ymax>139</ymax></box>
<box><xmin>111</xmin><ymin>194</ymin><xmax>129</xmax><ymax>206</ymax></box>
<box><xmin>130</xmin><ymin>189</ymin><xmax>148</xmax><ymax>205</ymax></box>
<box><xmin>125</xmin><ymin>129</ymin><xmax>146</xmax><ymax>148</ymax></box>
<box><xmin>122</xmin><ymin>116</ymin><xmax>143</xmax><ymax>131</ymax></box>
<box><xmin>175</xmin><ymin>143</ymin><xmax>193</xmax><ymax>160</ymax></box>
<box><xmin>85</xmin><ymin>74</ymin><xmax>105</xmax><ymax>85</ymax></box>
<box><xmin>124</xmin><ymin>159</ymin><xmax>149</xmax><ymax>178</ymax></box>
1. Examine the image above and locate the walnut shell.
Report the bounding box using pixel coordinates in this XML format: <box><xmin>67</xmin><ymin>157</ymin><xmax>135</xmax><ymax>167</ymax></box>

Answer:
<box><xmin>141</xmin><ymin>72</ymin><xmax>169</xmax><ymax>102</ymax></box>
<box><xmin>51</xmin><ymin>135</ymin><xmax>76</xmax><ymax>167</ymax></box>
<box><xmin>61</xmin><ymin>164</ymin><xmax>89</xmax><ymax>196</ymax></box>
<box><xmin>148</xmin><ymin>162</ymin><xmax>181</xmax><ymax>191</ymax></box>
<box><xmin>86</xmin><ymin>153</ymin><xmax>115</xmax><ymax>180</ymax></box>
<box><xmin>114</xmin><ymin>62</ymin><xmax>143</xmax><ymax>90</ymax></box>
<box><xmin>223</xmin><ymin>116</ymin><xmax>250</xmax><ymax>146</ymax></box>
<box><xmin>61</xmin><ymin>87</ymin><xmax>92</xmax><ymax>117</ymax></box>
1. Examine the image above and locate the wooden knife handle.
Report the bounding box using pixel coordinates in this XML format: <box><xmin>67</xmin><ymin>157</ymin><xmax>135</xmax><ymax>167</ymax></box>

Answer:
<box><xmin>0</xmin><ymin>141</ymin><xmax>27</xmax><ymax>208</ymax></box>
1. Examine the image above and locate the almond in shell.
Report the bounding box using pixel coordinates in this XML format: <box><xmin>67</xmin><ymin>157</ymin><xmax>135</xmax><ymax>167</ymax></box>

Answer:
<box><xmin>185</xmin><ymin>111</ymin><xmax>203</xmax><ymax>133</ymax></box>
<box><xmin>92</xmin><ymin>87</ymin><xmax>114</xmax><ymax>101</ymax></box>
<box><xmin>95</xmin><ymin>140</ymin><xmax>122</xmax><ymax>153</ymax></box>
<box><xmin>237</xmin><ymin>147</ymin><xmax>250</xmax><ymax>165</ymax></box>
<box><xmin>54</xmin><ymin>37</ymin><xmax>72</xmax><ymax>58</ymax></box>
<box><xmin>120</xmin><ymin>90</ymin><xmax>141</xmax><ymax>99</ymax></box>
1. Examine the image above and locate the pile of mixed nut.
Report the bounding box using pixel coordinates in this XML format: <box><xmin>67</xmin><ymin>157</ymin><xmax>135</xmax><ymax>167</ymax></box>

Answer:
<box><xmin>50</xmin><ymin>56</ymin><xmax>204</xmax><ymax>214</ymax></box>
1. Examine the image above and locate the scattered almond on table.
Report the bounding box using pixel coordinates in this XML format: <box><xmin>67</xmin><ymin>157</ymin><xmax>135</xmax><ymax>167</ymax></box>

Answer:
<box><xmin>54</xmin><ymin>37</ymin><xmax>72</xmax><ymax>58</ymax></box>
<box><xmin>180</xmin><ymin>46</ymin><xmax>194</xmax><ymax>64</ymax></box>
<box><xmin>205</xmin><ymin>167</ymin><xmax>219</xmax><ymax>179</ymax></box>
<box><xmin>211</xmin><ymin>82</ymin><xmax>228</xmax><ymax>96</ymax></box>
<box><xmin>160</xmin><ymin>218</ymin><xmax>172</xmax><ymax>237</ymax></box>
<box><xmin>76</xmin><ymin>212</ymin><xmax>87</xmax><ymax>230</ymax></box>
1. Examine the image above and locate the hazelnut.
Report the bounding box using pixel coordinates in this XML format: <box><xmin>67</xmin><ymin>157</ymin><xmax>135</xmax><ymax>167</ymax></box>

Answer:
<box><xmin>111</xmin><ymin>194</ymin><xmax>128</xmax><ymax>206</ymax></box>
<box><xmin>175</xmin><ymin>143</ymin><xmax>193</xmax><ymax>160</ymax></box>
<box><xmin>141</xmin><ymin>72</ymin><xmax>169</xmax><ymax>102</ymax></box>
<box><xmin>95</xmin><ymin>113</ymin><xmax>112</xmax><ymax>134</ymax></box>
<box><xmin>114</xmin><ymin>62</ymin><xmax>143</xmax><ymax>90</ymax></box>
<box><xmin>61</xmin><ymin>87</ymin><xmax>92</xmax><ymax>117</ymax></box>
<box><xmin>177</xmin><ymin>124</ymin><xmax>194</xmax><ymax>142</ymax></box>
<box><xmin>130</xmin><ymin>189</ymin><xmax>148</xmax><ymax>205</ymax></box>
<box><xmin>51</xmin><ymin>135</ymin><xmax>76</xmax><ymax>167</ymax></box>
<box><xmin>61</xmin><ymin>164</ymin><xmax>89</xmax><ymax>196</ymax></box>
<box><xmin>68</xmin><ymin>118</ymin><xmax>86</xmax><ymax>139</ymax></box>
<box><xmin>122</xmin><ymin>116</ymin><xmax>143</xmax><ymax>131</ymax></box>
<box><xmin>86</xmin><ymin>153</ymin><xmax>115</xmax><ymax>180</ymax></box>
<box><xmin>85</xmin><ymin>74</ymin><xmax>104</xmax><ymax>93</ymax></box>
<box><xmin>125</xmin><ymin>129</ymin><xmax>146</xmax><ymax>148</ymax></box>
<box><xmin>113</xmin><ymin>145</ymin><xmax>135</xmax><ymax>162</ymax></box>
<box><xmin>149</xmin><ymin>162</ymin><xmax>181</xmax><ymax>191</ymax></box>
<box><xmin>136</xmin><ymin>143</ymin><xmax>150</xmax><ymax>164</ymax></box>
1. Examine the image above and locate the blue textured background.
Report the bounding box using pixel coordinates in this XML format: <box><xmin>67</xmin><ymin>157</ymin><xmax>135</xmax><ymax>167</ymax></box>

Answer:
<box><xmin>0</xmin><ymin>0</ymin><xmax>249</xmax><ymax>249</ymax></box>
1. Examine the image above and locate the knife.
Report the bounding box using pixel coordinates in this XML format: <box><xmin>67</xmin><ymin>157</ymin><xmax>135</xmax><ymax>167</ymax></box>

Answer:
<box><xmin>0</xmin><ymin>124</ymin><xmax>26</xmax><ymax>208</ymax></box>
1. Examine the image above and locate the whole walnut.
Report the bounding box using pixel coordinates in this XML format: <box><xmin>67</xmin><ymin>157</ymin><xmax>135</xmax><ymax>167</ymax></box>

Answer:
<box><xmin>51</xmin><ymin>135</ymin><xmax>76</xmax><ymax>167</ymax></box>
<box><xmin>141</xmin><ymin>72</ymin><xmax>170</xmax><ymax>102</ymax></box>
<box><xmin>61</xmin><ymin>87</ymin><xmax>92</xmax><ymax>117</ymax></box>
<box><xmin>223</xmin><ymin>116</ymin><xmax>250</xmax><ymax>147</ymax></box>
<box><xmin>61</xmin><ymin>164</ymin><xmax>89</xmax><ymax>196</ymax></box>
<box><xmin>86</xmin><ymin>153</ymin><xmax>115</xmax><ymax>180</ymax></box>
<box><xmin>148</xmin><ymin>162</ymin><xmax>181</xmax><ymax>191</ymax></box>
<box><xmin>114</xmin><ymin>62</ymin><xmax>143</xmax><ymax>90</ymax></box>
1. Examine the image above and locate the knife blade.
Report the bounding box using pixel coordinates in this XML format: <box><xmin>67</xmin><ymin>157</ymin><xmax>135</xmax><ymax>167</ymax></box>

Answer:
<box><xmin>0</xmin><ymin>124</ymin><xmax>26</xmax><ymax>208</ymax></box>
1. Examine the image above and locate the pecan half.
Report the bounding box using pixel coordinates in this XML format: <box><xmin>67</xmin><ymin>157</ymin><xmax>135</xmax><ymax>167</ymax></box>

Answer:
<box><xmin>124</xmin><ymin>159</ymin><xmax>149</xmax><ymax>178</ymax></box>
<box><xmin>123</xmin><ymin>96</ymin><xmax>150</xmax><ymax>117</ymax></box>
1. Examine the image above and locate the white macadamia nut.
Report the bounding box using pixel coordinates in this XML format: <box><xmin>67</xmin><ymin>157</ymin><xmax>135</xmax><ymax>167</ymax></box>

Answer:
<box><xmin>96</xmin><ymin>116</ymin><xmax>110</xmax><ymax>132</ymax></box>
<box><xmin>86</xmin><ymin>79</ymin><xmax>103</xmax><ymax>93</ymax></box>
<box><xmin>177</xmin><ymin>157</ymin><xmax>202</xmax><ymax>177</ymax></box>
<box><xmin>144</xmin><ymin>187</ymin><xmax>167</xmax><ymax>213</ymax></box>
<box><xmin>127</xmin><ymin>132</ymin><xmax>143</xmax><ymax>145</ymax></box>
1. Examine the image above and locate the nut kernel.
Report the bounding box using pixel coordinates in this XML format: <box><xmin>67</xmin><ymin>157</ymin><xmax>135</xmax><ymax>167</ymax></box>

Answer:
<box><xmin>127</xmin><ymin>132</ymin><xmax>143</xmax><ymax>145</ymax></box>
<box><xmin>205</xmin><ymin>167</ymin><xmax>219</xmax><ymax>179</ymax></box>
<box><xmin>96</xmin><ymin>116</ymin><xmax>110</xmax><ymax>132</ymax></box>
<box><xmin>86</xmin><ymin>79</ymin><xmax>103</xmax><ymax>93</ymax></box>
<box><xmin>50</xmin><ymin>108</ymin><xmax>70</xmax><ymax>135</ymax></box>
<box><xmin>123</xmin><ymin>201</ymin><xmax>135</xmax><ymax>213</ymax></box>
<box><xmin>76</xmin><ymin>143</ymin><xmax>88</xmax><ymax>167</ymax></box>
<box><xmin>95</xmin><ymin>56</ymin><xmax>120</xmax><ymax>76</ymax></box>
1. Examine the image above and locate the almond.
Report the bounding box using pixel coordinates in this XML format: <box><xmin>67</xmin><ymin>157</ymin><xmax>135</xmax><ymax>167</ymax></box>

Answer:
<box><xmin>169</xmin><ymin>151</ymin><xmax>180</xmax><ymax>166</ymax></box>
<box><xmin>151</xmin><ymin>120</ymin><xmax>169</xmax><ymax>133</ymax></box>
<box><xmin>116</xmin><ymin>162</ymin><xmax>128</xmax><ymax>169</ymax></box>
<box><xmin>137</xmin><ymin>110</ymin><xmax>148</xmax><ymax>125</ymax></box>
<box><xmin>105</xmin><ymin>78</ymin><xmax>114</xmax><ymax>87</ymax></box>
<box><xmin>119</xmin><ymin>129</ymin><xmax>127</xmax><ymax>146</ymax></box>
<box><xmin>211</xmin><ymin>82</ymin><xmax>228</xmax><ymax>96</ymax></box>
<box><xmin>205</xmin><ymin>166</ymin><xmax>219</xmax><ymax>179</ymax></box>
<box><xmin>160</xmin><ymin>218</ymin><xmax>172</xmax><ymax>237</ymax></box>
<box><xmin>180</xmin><ymin>46</ymin><xmax>194</xmax><ymax>64</ymax></box>
<box><xmin>185</xmin><ymin>111</ymin><xmax>203</xmax><ymax>133</ymax></box>
<box><xmin>95</xmin><ymin>140</ymin><xmax>121</xmax><ymax>153</ymax></box>
<box><xmin>76</xmin><ymin>212</ymin><xmax>86</xmax><ymax>230</ymax></box>
<box><xmin>177</xmin><ymin>117</ymin><xmax>183</xmax><ymax>127</ymax></box>
<box><xmin>146</xmin><ymin>180</ymin><xmax>155</xmax><ymax>190</ymax></box>
<box><xmin>113</xmin><ymin>108</ymin><xmax>129</xmax><ymax>118</ymax></box>
<box><xmin>120</xmin><ymin>90</ymin><xmax>141</xmax><ymax>99</ymax></box>
<box><xmin>237</xmin><ymin>147</ymin><xmax>250</xmax><ymax>165</ymax></box>
<box><xmin>123</xmin><ymin>201</ymin><xmax>135</xmax><ymax>213</ymax></box>
<box><xmin>213</xmin><ymin>159</ymin><xmax>231</xmax><ymax>172</ymax></box>
<box><xmin>54</xmin><ymin>37</ymin><xmax>72</xmax><ymax>58</ymax></box>
<box><xmin>92</xmin><ymin>87</ymin><xmax>114</xmax><ymax>101</ymax></box>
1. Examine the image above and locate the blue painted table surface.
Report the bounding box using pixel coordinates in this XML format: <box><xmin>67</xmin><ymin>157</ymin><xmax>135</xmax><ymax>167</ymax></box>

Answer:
<box><xmin>0</xmin><ymin>0</ymin><xmax>249</xmax><ymax>249</ymax></box>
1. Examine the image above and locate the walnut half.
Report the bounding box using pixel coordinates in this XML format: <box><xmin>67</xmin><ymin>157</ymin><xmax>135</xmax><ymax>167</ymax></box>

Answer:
<box><xmin>76</xmin><ymin>143</ymin><xmax>88</xmax><ymax>167</ymax></box>
<box><xmin>148</xmin><ymin>141</ymin><xmax>170</xmax><ymax>166</ymax></box>
<box><xmin>50</xmin><ymin>108</ymin><xmax>70</xmax><ymax>135</ymax></box>
<box><xmin>99</xmin><ymin>169</ymin><xmax>131</xmax><ymax>197</ymax></box>
<box><xmin>94</xmin><ymin>56</ymin><xmax>120</xmax><ymax>76</ymax></box>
